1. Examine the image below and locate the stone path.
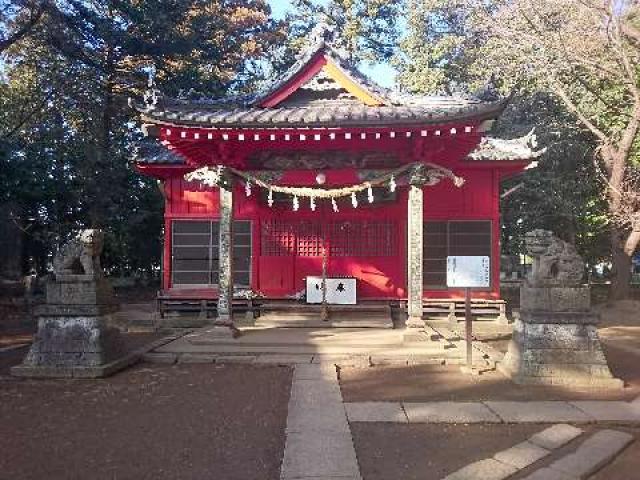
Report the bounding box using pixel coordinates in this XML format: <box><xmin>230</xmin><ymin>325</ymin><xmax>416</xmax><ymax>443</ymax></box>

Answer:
<box><xmin>280</xmin><ymin>364</ymin><xmax>361</xmax><ymax>480</ymax></box>
<box><xmin>443</xmin><ymin>424</ymin><xmax>584</xmax><ymax>480</ymax></box>
<box><xmin>525</xmin><ymin>429</ymin><xmax>634</xmax><ymax>480</ymax></box>
<box><xmin>345</xmin><ymin>399</ymin><xmax>640</xmax><ymax>424</ymax></box>
<box><xmin>442</xmin><ymin>424</ymin><xmax>634</xmax><ymax>480</ymax></box>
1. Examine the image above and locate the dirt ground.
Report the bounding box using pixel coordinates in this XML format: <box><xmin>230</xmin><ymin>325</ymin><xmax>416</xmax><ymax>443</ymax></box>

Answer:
<box><xmin>353</xmin><ymin>422</ymin><xmax>640</xmax><ymax>480</ymax></box>
<box><xmin>340</xmin><ymin>342</ymin><xmax>640</xmax><ymax>402</ymax></box>
<box><xmin>352</xmin><ymin>423</ymin><xmax>542</xmax><ymax>480</ymax></box>
<box><xmin>594</xmin><ymin>299</ymin><xmax>640</xmax><ymax>328</ymax></box>
<box><xmin>0</xmin><ymin>362</ymin><xmax>292</xmax><ymax>480</ymax></box>
<box><xmin>341</xmin><ymin>300</ymin><xmax>640</xmax><ymax>403</ymax></box>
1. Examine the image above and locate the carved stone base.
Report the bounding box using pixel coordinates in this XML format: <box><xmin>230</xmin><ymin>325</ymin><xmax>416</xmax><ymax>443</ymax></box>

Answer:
<box><xmin>11</xmin><ymin>315</ymin><xmax>127</xmax><ymax>378</ymax></box>
<box><xmin>405</xmin><ymin>316</ymin><xmax>426</xmax><ymax>329</ymax></box>
<box><xmin>500</xmin><ymin>313</ymin><xmax>623</xmax><ymax>389</ymax></box>
<box><xmin>520</xmin><ymin>285</ymin><xmax>590</xmax><ymax>312</ymax></box>
<box><xmin>46</xmin><ymin>276</ymin><xmax>118</xmax><ymax>309</ymax></box>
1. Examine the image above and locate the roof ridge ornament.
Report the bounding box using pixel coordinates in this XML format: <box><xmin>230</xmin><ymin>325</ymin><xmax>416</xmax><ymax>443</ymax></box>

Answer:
<box><xmin>473</xmin><ymin>73</ymin><xmax>502</xmax><ymax>102</ymax></box>
<box><xmin>468</xmin><ymin>128</ymin><xmax>547</xmax><ymax>162</ymax></box>
<box><xmin>310</xmin><ymin>20</ymin><xmax>337</xmax><ymax>46</ymax></box>
<box><xmin>142</xmin><ymin>66</ymin><xmax>162</xmax><ymax>111</ymax></box>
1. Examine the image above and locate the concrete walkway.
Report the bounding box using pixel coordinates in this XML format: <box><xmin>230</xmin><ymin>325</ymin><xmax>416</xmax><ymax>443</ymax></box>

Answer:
<box><xmin>345</xmin><ymin>399</ymin><xmax>640</xmax><ymax>424</ymax></box>
<box><xmin>280</xmin><ymin>364</ymin><xmax>361</xmax><ymax>480</ymax></box>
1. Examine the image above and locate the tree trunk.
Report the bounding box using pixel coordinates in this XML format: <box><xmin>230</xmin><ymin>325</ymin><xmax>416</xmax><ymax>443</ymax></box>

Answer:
<box><xmin>610</xmin><ymin>228</ymin><xmax>632</xmax><ymax>301</ymax></box>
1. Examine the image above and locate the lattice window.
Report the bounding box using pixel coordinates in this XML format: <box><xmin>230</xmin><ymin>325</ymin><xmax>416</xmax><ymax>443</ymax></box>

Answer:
<box><xmin>171</xmin><ymin>220</ymin><xmax>252</xmax><ymax>287</ymax></box>
<box><xmin>261</xmin><ymin>219</ymin><xmax>397</xmax><ymax>258</ymax></box>
<box><xmin>327</xmin><ymin>221</ymin><xmax>396</xmax><ymax>257</ymax></box>
<box><xmin>297</xmin><ymin>221</ymin><xmax>325</xmax><ymax>256</ymax></box>
<box><xmin>261</xmin><ymin>220</ymin><xmax>295</xmax><ymax>256</ymax></box>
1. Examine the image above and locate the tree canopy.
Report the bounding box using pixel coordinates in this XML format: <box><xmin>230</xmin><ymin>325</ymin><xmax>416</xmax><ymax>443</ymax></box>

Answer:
<box><xmin>397</xmin><ymin>0</ymin><xmax>640</xmax><ymax>295</ymax></box>
<box><xmin>1</xmin><ymin>0</ymin><xmax>637</xmax><ymax>295</ymax></box>
<box><xmin>0</xmin><ymin>0</ymin><xmax>283</xmax><ymax>277</ymax></box>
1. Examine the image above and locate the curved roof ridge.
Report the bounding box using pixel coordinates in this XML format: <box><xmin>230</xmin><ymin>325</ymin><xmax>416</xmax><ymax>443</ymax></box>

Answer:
<box><xmin>468</xmin><ymin>129</ymin><xmax>547</xmax><ymax>161</ymax></box>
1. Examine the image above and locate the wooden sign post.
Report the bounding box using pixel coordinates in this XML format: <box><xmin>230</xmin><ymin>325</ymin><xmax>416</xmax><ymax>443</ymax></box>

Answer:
<box><xmin>446</xmin><ymin>256</ymin><xmax>490</xmax><ymax>371</ymax></box>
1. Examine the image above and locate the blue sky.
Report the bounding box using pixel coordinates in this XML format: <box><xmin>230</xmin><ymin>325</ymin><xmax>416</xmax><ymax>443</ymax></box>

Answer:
<box><xmin>266</xmin><ymin>0</ymin><xmax>397</xmax><ymax>88</ymax></box>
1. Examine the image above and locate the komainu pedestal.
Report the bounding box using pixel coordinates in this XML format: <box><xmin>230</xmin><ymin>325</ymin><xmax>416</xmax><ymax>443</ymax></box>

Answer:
<box><xmin>500</xmin><ymin>230</ymin><xmax>622</xmax><ymax>389</ymax></box>
<box><xmin>12</xmin><ymin>230</ymin><xmax>129</xmax><ymax>378</ymax></box>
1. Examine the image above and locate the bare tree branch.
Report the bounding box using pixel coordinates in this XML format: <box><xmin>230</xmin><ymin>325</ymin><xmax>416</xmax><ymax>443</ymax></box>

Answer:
<box><xmin>550</xmin><ymin>78</ymin><xmax>608</xmax><ymax>142</ymax></box>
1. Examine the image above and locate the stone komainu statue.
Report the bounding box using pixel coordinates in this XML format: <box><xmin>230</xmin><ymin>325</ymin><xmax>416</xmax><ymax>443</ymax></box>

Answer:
<box><xmin>524</xmin><ymin>229</ymin><xmax>584</xmax><ymax>287</ymax></box>
<box><xmin>52</xmin><ymin>229</ymin><xmax>104</xmax><ymax>278</ymax></box>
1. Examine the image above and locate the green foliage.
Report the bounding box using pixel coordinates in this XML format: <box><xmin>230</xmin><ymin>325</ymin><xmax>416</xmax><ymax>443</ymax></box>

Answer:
<box><xmin>0</xmin><ymin>0</ymin><xmax>282</xmax><ymax>277</ymax></box>
<box><xmin>283</xmin><ymin>0</ymin><xmax>403</xmax><ymax>64</ymax></box>
<box><xmin>396</xmin><ymin>0</ymin><xmax>618</xmax><ymax>265</ymax></box>
<box><xmin>499</xmin><ymin>94</ymin><xmax>610</xmax><ymax>266</ymax></box>
<box><xmin>395</xmin><ymin>0</ymin><xmax>477</xmax><ymax>94</ymax></box>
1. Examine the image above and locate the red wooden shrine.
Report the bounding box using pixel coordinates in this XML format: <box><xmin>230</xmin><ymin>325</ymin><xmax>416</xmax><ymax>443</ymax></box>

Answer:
<box><xmin>132</xmin><ymin>29</ymin><xmax>540</xmax><ymax>305</ymax></box>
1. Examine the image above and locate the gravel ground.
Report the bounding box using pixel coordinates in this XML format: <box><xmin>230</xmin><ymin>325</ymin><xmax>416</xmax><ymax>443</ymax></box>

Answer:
<box><xmin>0</xmin><ymin>362</ymin><xmax>292</xmax><ymax>480</ymax></box>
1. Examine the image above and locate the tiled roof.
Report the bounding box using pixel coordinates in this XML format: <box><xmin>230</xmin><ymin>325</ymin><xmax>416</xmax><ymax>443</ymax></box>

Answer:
<box><xmin>140</xmin><ymin>99</ymin><xmax>507</xmax><ymax>128</ymax></box>
<box><xmin>134</xmin><ymin>140</ymin><xmax>186</xmax><ymax>165</ymax></box>
<box><xmin>132</xmin><ymin>24</ymin><xmax>509</xmax><ymax>129</ymax></box>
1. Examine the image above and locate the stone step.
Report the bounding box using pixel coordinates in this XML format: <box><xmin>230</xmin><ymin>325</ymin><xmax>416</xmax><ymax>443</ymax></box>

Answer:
<box><xmin>143</xmin><ymin>351</ymin><xmax>457</xmax><ymax>367</ymax></box>
<box><xmin>254</xmin><ymin>315</ymin><xmax>393</xmax><ymax>329</ymax></box>
<box><xmin>256</xmin><ymin>305</ymin><xmax>393</xmax><ymax>328</ymax></box>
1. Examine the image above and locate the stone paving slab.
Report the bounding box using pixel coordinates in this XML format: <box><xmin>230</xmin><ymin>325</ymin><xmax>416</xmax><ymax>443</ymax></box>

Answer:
<box><xmin>293</xmin><ymin>364</ymin><xmax>338</xmax><ymax>380</ymax></box>
<box><xmin>522</xmin><ymin>467</ymin><xmax>578</xmax><ymax>480</ymax></box>
<box><xmin>493</xmin><ymin>440</ymin><xmax>549</xmax><ymax>469</ymax></box>
<box><xmin>283</xmin><ymin>477</ymin><xmax>361</xmax><ymax>480</ymax></box>
<box><xmin>280</xmin><ymin>431</ymin><xmax>361</xmax><ymax>479</ymax></box>
<box><xmin>213</xmin><ymin>355</ymin><xmax>257</xmax><ymax>363</ymax></box>
<box><xmin>528</xmin><ymin>424</ymin><xmax>584</xmax><ymax>450</ymax></box>
<box><xmin>484</xmin><ymin>401</ymin><xmax>592</xmax><ymax>423</ymax></box>
<box><xmin>290</xmin><ymin>379</ymin><xmax>342</xmax><ymax>402</ymax></box>
<box><xmin>442</xmin><ymin>424</ymin><xmax>586</xmax><ymax>480</ymax></box>
<box><xmin>404</xmin><ymin>402</ymin><xmax>502</xmax><ymax>424</ymax></box>
<box><xmin>345</xmin><ymin>402</ymin><xmax>408</xmax><ymax>423</ymax></box>
<box><xmin>280</xmin><ymin>364</ymin><xmax>361</xmax><ymax>480</ymax></box>
<box><xmin>142</xmin><ymin>353</ymin><xmax>177</xmax><ymax>364</ymax></box>
<box><xmin>311</xmin><ymin>354</ymin><xmax>370</xmax><ymax>367</ymax></box>
<box><xmin>255</xmin><ymin>354</ymin><xmax>314</xmax><ymax>365</ymax></box>
<box><xmin>286</xmin><ymin>405</ymin><xmax>350</xmax><ymax>434</ymax></box>
<box><xmin>570</xmin><ymin>401</ymin><xmax>640</xmax><ymax>422</ymax></box>
<box><xmin>547</xmin><ymin>429</ymin><xmax>634</xmax><ymax>479</ymax></box>
<box><xmin>178</xmin><ymin>353</ymin><xmax>216</xmax><ymax>363</ymax></box>
<box><xmin>340</xmin><ymin>400</ymin><xmax>640</xmax><ymax>424</ymax></box>
<box><xmin>443</xmin><ymin>458</ymin><xmax>517</xmax><ymax>480</ymax></box>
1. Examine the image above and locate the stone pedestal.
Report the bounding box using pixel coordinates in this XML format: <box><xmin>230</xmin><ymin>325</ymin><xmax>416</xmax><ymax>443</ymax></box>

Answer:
<box><xmin>11</xmin><ymin>277</ymin><xmax>130</xmax><ymax>378</ymax></box>
<box><xmin>46</xmin><ymin>274</ymin><xmax>116</xmax><ymax>306</ymax></box>
<box><xmin>500</xmin><ymin>286</ymin><xmax>623</xmax><ymax>388</ymax></box>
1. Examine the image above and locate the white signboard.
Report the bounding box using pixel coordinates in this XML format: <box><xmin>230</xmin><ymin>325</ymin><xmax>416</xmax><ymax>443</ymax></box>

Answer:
<box><xmin>306</xmin><ymin>277</ymin><xmax>357</xmax><ymax>304</ymax></box>
<box><xmin>446</xmin><ymin>256</ymin><xmax>491</xmax><ymax>288</ymax></box>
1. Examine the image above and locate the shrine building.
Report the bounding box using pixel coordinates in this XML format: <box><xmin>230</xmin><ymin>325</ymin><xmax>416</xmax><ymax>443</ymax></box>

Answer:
<box><xmin>131</xmin><ymin>29</ymin><xmax>541</xmax><ymax>328</ymax></box>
